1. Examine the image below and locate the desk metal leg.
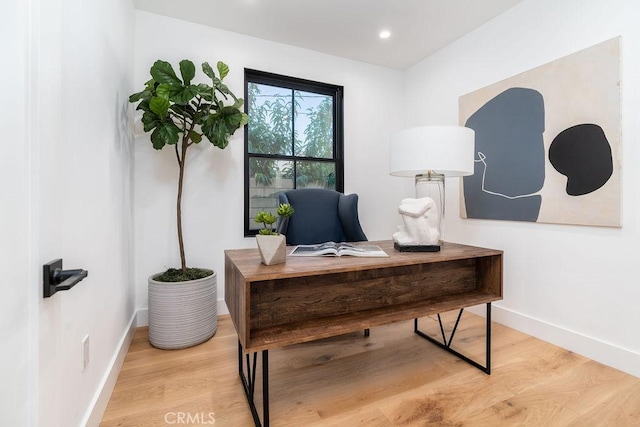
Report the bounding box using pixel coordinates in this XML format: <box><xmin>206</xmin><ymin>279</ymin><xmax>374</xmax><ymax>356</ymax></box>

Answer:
<box><xmin>238</xmin><ymin>341</ymin><xmax>269</xmax><ymax>426</ymax></box>
<box><xmin>414</xmin><ymin>303</ymin><xmax>492</xmax><ymax>375</ymax></box>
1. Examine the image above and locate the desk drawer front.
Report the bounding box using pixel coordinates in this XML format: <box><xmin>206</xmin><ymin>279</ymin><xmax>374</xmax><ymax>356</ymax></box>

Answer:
<box><xmin>249</xmin><ymin>258</ymin><xmax>477</xmax><ymax>330</ymax></box>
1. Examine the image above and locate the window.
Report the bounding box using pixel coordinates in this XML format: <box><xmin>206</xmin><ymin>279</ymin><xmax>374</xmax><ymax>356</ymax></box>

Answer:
<box><xmin>244</xmin><ymin>69</ymin><xmax>344</xmax><ymax>236</ymax></box>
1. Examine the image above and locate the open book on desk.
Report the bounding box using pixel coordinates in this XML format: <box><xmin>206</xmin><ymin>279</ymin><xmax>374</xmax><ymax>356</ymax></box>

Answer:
<box><xmin>289</xmin><ymin>242</ymin><xmax>389</xmax><ymax>258</ymax></box>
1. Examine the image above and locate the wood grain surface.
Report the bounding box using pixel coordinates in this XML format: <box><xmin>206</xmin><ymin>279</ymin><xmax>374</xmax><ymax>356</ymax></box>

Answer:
<box><xmin>101</xmin><ymin>313</ymin><xmax>640</xmax><ymax>426</ymax></box>
<box><xmin>226</xmin><ymin>241</ymin><xmax>503</xmax><ymax>352</ymax></box>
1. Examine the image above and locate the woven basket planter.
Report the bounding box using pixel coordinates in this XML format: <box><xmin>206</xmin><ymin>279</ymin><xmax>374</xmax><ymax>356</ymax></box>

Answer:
<box><xmin>148</xmin><ymin>271</ymin><xmax>217</xmax><ymax>350</ymax></box>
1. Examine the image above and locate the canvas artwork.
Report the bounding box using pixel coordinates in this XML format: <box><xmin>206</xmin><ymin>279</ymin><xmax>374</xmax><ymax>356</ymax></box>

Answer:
<box><xmin>459</xmin><ymin>37</ymin><xmax>621</xmax><ymax>227</ymax></box>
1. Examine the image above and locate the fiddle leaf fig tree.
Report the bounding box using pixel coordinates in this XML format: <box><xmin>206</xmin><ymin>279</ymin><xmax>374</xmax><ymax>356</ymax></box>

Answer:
<box><xmin>130</xmin><ymin>59</ymin><xmax>248</xmax><ymax>281</ymax></box>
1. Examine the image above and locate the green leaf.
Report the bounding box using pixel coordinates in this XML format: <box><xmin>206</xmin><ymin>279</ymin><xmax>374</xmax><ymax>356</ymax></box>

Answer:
<box><xmin>262</xmin><ymin>212</ymin><xmax>277</xmax><ymax>225</ymax></box>
<box><xmin>141</xmin><ymin>111</ymin><xmax>160</xmax><ymax>132</ymax></box>
<box><xmin>171</xmin><ymin>85</ymin><xmax>198</xmax><ymax>105</ymax></box>
<box><xmin>217</xmin><ymin>61</ymin><xmax>229</xmax><ymax>80</ymax></box>
<box><xmin>202</xmin><ymin>62</ymin><xmax>215</xmax><ymax>80</ymax></box>
<box><xmin>155</xmin><ymin>83</ymin><xmax>171</xmax><ymax>99</ymax></box>
<box><xmin>150</xmin><ymin>121</ymin><xmax>181</xmax><ymax>149</ymax></box>
<box><xmin>129</xmin><ymin>90</ymin><xmax>151</xmax><ymax>103</ymax></box>
<box><xmin>277</xmin><ymin>203</ymin><xmax>294</xmax><ymax>217</ymax></box>
<box><xmin>195</xmin><ymin>83</ymin><xmax>213</xmax><ymax>102</ymax></box>
<box><xmin>200</xmin><ymin>106</ymin><xmax>244</xmax><ymax>148</ymax></box>
<box><xmin>143</xmin><ymin>78</ymin><xmax>156</xmax><ymax>89</ymax></box>
<box><xmin>135</xmin><ymin>99</ymin><xmax>152</xmax><ymax>113</ymax></box>
<box><xmin>150</xmin><ymin>60</ymin><xmax>182</xmax><ymax>85</ymax></box>
<box><xmin>240</xmin><ymin>112</ymin><xmax>249</xmax><ymax>126</ymax></box>
<box><xmin>188</xmin><ymin>131</ymin><xmax>202</xmax><ymax>144</ymax></box>
<box><xmin>219</xmin><ymin>105</ymin><xmax>244</xmax><ymax>129</ymax></box>
<box><xmin>215</xmin><ymin>83</ymin><xmax>231</xmax><ymax>97</ymax></box>
<box><xmin>179</xmin><ymin>60</ymin><xmax>196</xmax><ymax>85</ymax></box>
<box><xmin>195</xmin><ymin>83</ymin><xmax>213</xmax><ymax>94</ymax></box>
<box><xmin>159</xmin><ymin>82</ymin><xmax>186</xmax><ymax>100</ymax></box>
<box><xmin>201</xmin><ymin>115</ymin><xmax>229</xmax><ymax>148</ymax></box>
<box><xmin>232</xmin><ymin>97</ymin><xmax>245</xmax><ymax>109</ymax></box>
<box><xmin>149</xmin><ymin>96</ymin><xmax>170</xmax><ymax>118</ymax></box>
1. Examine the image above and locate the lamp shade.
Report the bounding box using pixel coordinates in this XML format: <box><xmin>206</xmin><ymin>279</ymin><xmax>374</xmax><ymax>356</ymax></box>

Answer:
<box><xmin>389</xmin><ymin>126</ymin><xmax>475</xmax><ymax>177</ymax></box>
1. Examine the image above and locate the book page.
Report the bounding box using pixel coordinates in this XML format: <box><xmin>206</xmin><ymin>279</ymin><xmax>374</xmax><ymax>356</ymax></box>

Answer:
<box><xmin>289</xmin><ymin>242</ymin><xmax>388</xmax><ymax>257</ymax></box>
<box><xmin>289</xmin><ymin>242</ymin><xmax>338</xmax><ymax>256</ymax></box>
<box><xmin>336</xmin><ymin>244</ymin><xmax>389</xmax><ymax>258</ymax></box>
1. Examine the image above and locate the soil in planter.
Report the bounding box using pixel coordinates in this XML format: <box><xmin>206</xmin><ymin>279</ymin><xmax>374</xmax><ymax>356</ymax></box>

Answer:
<box><xmin>155</xmin><ymin>267</ymin><xmax>213</xmax><ymax>282</ymax></box>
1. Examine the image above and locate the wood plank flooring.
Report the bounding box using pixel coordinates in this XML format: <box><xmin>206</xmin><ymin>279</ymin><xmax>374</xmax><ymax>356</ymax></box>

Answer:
<box><xmin>101</xmin><ymin>312</ymin><xmax>640</xmax><ymax>426</ymax></box>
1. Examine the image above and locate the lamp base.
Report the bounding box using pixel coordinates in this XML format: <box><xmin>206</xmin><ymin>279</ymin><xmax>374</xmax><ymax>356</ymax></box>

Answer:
<box><xmin>394</xmin><ymin>242</ymin><xmax>441</xmax><ymax>252</ymax></box>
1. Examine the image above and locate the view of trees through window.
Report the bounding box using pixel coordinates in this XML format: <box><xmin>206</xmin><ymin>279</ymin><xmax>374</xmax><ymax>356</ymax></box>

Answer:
<box><xmin>244</xmin><ymin>70</ymin><xmax>343</xmax><ymax>235</ymax></box>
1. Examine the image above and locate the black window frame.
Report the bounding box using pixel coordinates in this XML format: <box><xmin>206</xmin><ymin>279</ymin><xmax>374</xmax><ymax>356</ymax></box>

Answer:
<box><xmin>244</xmin><ymin>69</ymin><xmax>344</xmax><ymax>237</ymax></box>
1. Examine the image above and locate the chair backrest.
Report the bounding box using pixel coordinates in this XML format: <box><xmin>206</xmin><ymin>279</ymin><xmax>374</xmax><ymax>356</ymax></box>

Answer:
<box><xmin>278</xmin><ymin>188</ymin><xmax>367</xmax><ymax>245</ymax></box>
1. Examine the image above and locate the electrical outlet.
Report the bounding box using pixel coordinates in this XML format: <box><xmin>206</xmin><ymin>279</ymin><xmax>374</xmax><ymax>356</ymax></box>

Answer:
<box><xmin>81</xmin><ymin>335</ymin><xmax>90</xmax><ymax>372</ymax></box>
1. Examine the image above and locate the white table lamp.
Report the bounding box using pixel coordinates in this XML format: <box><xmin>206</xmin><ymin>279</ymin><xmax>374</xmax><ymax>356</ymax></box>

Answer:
<box><xmin>389</xmin><ymin>126</ymin><xmax>475</xmax><ymax>251</ymax></box>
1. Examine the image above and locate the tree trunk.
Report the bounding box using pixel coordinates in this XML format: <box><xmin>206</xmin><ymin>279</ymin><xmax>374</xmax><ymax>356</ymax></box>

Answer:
<box><xmin>177</xmin><ymin>140</ymin><xmax>188</xmax><ymax>272</ymax></box>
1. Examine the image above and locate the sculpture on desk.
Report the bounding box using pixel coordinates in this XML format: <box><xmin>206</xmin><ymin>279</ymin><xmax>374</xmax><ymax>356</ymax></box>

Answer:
<box><xmin>393</xmin><ymin>197</ymin><xmax>441</xmax><ymax>246</ymax></box>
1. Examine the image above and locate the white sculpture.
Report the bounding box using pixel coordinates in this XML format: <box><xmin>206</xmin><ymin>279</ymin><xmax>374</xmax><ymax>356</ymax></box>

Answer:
<box><xmin>393</xmin><ymin>197</ymin><xmax>441</xmax><ymax>246</ymax></box>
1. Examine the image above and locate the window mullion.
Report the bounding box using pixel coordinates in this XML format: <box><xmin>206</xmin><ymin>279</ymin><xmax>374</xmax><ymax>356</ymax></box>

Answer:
<box><xmin>291</xmin><ymin>89</ymin><xmax>297</xmax><ymax>188</ymax></box>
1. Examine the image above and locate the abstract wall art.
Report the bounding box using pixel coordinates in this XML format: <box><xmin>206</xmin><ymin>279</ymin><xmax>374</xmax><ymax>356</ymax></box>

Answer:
<box><xmin>459</xmin><ymin>37</ymin><xmax>621</xmax><ymax>227</ymax></box>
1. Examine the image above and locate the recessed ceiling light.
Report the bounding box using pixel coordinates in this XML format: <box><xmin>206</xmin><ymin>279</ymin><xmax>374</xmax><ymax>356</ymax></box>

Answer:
<box><xmin>379</xmin><ymin>30</ymin><xmax>391</xmax><ymax>39</ymax></box>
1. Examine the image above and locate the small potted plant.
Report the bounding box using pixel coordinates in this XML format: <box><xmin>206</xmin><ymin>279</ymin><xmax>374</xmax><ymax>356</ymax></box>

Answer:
<box><xmin>254</xmin><ymin>203</ymin><xmax>294</xmax><ymax>265</ymax></box>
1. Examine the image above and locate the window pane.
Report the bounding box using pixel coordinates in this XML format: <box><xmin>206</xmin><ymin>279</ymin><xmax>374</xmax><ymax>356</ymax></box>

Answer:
<box><xmin>247</xmin><ymin>83</ymin><xmax>293</xmax><ymax>156</ymax></box>
<box><xmin>295</xmin><ymin>160</ymin><xmax>336</xmax><ymax>190</ymax></box>
<box><xmin>245</xmin><ymin>69</ymin><xmax>343</xmax><ymax>237</ymax></box>
<box><xmin>295</xmin><ymin>91</ymin><xmax>333</xmax><ymax>159</ymax></box>
<box><xmin>248</xmin><ymin>158</ymin><xmax>294</xmax><ymax>231</ymax></box>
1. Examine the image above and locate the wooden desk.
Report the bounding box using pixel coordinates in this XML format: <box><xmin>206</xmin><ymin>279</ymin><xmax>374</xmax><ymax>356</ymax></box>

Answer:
<box><xmin>225</xmin><ymin>240</ymin><xmax>503</xmax><ymax>426</ymax></box>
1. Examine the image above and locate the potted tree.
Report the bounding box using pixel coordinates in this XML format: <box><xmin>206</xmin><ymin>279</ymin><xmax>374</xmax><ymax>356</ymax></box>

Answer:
<box><xmin>129</xmin><ymin>59</ymin><xmax>247</xmax><ymax>349</ymax></box>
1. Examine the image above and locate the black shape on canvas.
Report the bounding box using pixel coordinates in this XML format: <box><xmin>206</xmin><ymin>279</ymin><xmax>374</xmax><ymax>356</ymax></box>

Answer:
<box><xmin>549</xmin><ymin>124</ymin><xmax>613</xmax><ymax>196</ymax></box>
<box><xmin>464</xmin><ymin>87</ymin><xmax>545</xmax><ymax>222</ymax></box>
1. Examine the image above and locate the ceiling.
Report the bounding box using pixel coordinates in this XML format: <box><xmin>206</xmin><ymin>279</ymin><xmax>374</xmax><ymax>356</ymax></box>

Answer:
<box><xmin>134</xmin><ymin>0</ymin><xmax>524</xmax><ymax>70</ymax></box>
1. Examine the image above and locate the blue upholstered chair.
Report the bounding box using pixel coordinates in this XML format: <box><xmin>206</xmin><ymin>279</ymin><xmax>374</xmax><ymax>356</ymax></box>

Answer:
<box><xmin>278</xmin><ymin>188</ymin><xmax>370</xmax><ymax>337</ymax></box>
<box><xmin>277</xmin><ymin>188</ymin><xmax>367</xmax><ymax>245</ymax></box>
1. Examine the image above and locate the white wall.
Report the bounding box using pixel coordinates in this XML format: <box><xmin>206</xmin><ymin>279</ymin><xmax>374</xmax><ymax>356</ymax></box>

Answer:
<box><xmin>404</xmin><ymin>0</ymin><xmax>640</xmax><ymax>377</ymax></box>
<box><xmin>0</xmin><ymin>0</ymin><xmax>36</xmax><ymax>424</ymax></box>
<box><xmin>133</xmin><ymin>11</ymin><xmax>405</xmax><ymax>314</ymax></box>
<box><xmin>33</xmin><ymin>0</ymin><xmax>136</xmax><ymax>426</ymax></box>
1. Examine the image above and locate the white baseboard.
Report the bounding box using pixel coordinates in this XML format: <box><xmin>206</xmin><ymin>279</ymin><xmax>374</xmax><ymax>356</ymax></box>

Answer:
<box><xmin>82</xmin><ymin>299</ymin><xmax>229</xmax><ymax>425</ymax></box>
<box><xmin>136</xmin><ymin>308</ymin><xmax>148</xmax><ymax>327</ymax></box>
<box><xmin>469</xmin><ymin>304</ymin><xmax>640</xmax><ymax>379</ymax></box>
<box><xmin>217</xmin><ymin>299</ymin><xmax>229</xmax><ymax>316</ymax></box>
<box><xmin>82</xmin><ymin>311</ymin><xmax>138</xmax><ymax>427</ymax></box>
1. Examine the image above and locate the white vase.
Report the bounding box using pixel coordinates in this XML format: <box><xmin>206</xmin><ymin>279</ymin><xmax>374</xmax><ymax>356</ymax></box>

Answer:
<box><xmin>148</xmin><ymin>271</ymin><xmax>217</xmax><ymax>350</ymax></box>
<box><xmin>256</xmin><ymin>234</ymin><xmax>286</xmax><ymax>265</ymax></box>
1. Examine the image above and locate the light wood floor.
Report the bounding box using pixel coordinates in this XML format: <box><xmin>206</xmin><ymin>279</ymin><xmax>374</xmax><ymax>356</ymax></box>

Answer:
<box><xmin>101</xmin><ymin>312</ymin><xmax>640</xmax><ymax>426</ymax></box>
